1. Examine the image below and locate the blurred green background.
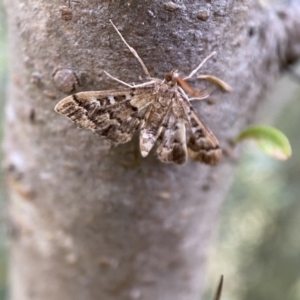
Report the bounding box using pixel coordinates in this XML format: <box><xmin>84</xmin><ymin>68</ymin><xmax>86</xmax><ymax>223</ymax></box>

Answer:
<box><xmin>0</xmin><ymin>1</ymin><xmax>300</xmax><ymax>300</ymax></box>
<box><xmin>205</xmin><ymin>78</ymin><xmax>300</xmax><ymax>300</ymax></box>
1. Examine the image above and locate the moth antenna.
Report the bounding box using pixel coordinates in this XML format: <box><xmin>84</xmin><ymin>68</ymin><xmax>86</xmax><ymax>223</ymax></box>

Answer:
<box><xmin>104</xmin><ymin>70</ymin><xmax>158</xmax><ymax>89</ymax></box>
<box><xmin>109</xmin><ymin>20</ymin><xmax>152</xmax><ymax>80</ymax></box>
<box><xmin>184</xmin><ymin>52</ymin><xmax>216</xmax><ymax>80</ymax></box>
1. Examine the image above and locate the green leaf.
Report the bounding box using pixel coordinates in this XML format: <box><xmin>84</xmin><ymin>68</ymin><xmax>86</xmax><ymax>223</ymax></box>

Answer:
<box><xmin>236</xmin><ymin>125</ymin><xmax>292</xmax><ymax>161</ymax></box>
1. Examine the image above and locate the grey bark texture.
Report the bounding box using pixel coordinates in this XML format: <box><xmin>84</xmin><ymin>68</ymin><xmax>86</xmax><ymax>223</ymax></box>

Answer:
<box><xmin>3</xmin><ymin>1</ymin><xmax>300</xmax><ymax>300</ymax></box>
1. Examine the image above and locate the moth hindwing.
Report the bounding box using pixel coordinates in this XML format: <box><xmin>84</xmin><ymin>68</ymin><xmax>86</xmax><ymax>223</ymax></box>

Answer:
<box><xmin>55</xmin><ymin>20</ymin><xmax>231</xmax><ymax>166</ymax></box>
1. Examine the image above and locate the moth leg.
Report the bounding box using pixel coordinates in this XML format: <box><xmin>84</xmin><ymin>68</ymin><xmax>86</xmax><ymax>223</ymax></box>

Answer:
<box><xmin>104</xmin><ymin>70</ymin><xmax>157</xmax><ymax>89</ymax></box>
<box><xmin>182</xmin><ymin>51</ymin><xmax>232</xmax><ymax>92</ymax></box>
<box><xmin>178</xmin><ymin>86</ymin><xmax>190</xmax><ymax>100</ymax></box>
<box><xmin>188</xmin><ymin>94</ymin><xmax>210</xmax><ymax>101</ymax></box>
<box><xmin>132</xmin><ymin>80</ymin><xmax>157</xmax><ymax>88</ymax></box>
<box><xmin>109</xmin><ymin>20</ymin><xmax>152</xmax><ymax>80</ymax></box>
<box><xmin>103</xmin><ymin>70</ymin><xmax>134</xmax><ymax>88</ymax></box>
<box><xmin>183</xmin><ymin>52</ymin><xmax>216</xmax><ymax>80</ymax></box>
<box><xmin>178</xmin><ymin>86</ymin><xmax>210</xmax><ymax>102</ymax></box>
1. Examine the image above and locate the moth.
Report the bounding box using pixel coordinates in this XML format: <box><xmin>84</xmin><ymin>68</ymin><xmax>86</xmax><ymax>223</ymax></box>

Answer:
<box><xmin>55</xmin><ymin>20</ymin><xmax>232</xmax><ymax>165</ymax></box>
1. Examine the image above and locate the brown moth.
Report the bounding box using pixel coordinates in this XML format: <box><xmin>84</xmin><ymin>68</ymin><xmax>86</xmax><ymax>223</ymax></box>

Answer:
<box><xmin>55</xmin><ymin>20</ymin><xmax>232</xmax><ymax>165</ymax></box>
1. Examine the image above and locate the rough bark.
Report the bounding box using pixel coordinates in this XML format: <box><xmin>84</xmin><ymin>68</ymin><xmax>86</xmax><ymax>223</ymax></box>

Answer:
<box><xmin>3</xmin><ymin>1</ymin><xmax>300</xmax><ymax>300</ymax></box>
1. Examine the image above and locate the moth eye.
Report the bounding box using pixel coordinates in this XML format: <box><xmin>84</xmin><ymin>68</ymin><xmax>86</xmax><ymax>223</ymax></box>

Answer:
<box><xmin>165</xmin><ymin>73</ymin><xmax>173</xmax><ymax>82</ymax></box>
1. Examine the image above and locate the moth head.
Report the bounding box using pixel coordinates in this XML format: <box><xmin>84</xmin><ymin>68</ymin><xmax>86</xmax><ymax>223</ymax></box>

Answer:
<box><xmin>165</xmin><ymin>69</ymin><xmax>180</xmax><ymax>86</ymax></box>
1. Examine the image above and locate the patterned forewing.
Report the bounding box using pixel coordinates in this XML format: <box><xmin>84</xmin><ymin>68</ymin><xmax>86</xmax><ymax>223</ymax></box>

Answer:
<box><xmin>156</xmin><ymin>98</ymin><xmax>188</xmax><ymax>165</ymax></box>
<box><xmin>179</xmin><ymin>95</ymin><xmax>221</xmax><ymax>165</ymax></box>
<box><xmin>55</xmin><ymin>87</ymin><xmax>155</xmax><ymax>143</ymax></box>
<box><xmin>139</xmin><ymin>84</ymin><xmax>174</xmax><ymax>157</ymax></box>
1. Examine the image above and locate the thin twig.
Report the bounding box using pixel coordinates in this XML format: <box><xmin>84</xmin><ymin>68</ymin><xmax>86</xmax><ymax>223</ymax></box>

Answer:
<box><xmin>213</xmin><ymin>275</ymin><xmax>224</xmax><ymax>300</ymax></box>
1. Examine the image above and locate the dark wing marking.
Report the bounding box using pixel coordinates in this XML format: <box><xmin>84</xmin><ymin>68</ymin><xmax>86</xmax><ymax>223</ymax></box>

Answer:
<box><xmin>179</xmin><ymin>94</ymin><xmax>221</xmax><ymax>165</ymax></box>
<box><xmin>156</xmin><ymin>114</ymin><xmax>187</xmax><ymax>165</ymax></box>
<box><xmin>54</xmin><ymin>86</ymin><xmax>155</xmax><ymax>144</ymax></box>
<box><xmin>156</xmin><ymin>101</ymin><xmax>188</xmax><ymax>165</ymax></box>
<box><xmin>139</xmin><ymin>92</ymin><xmax>173</xmax><ymax>157</ymax></box>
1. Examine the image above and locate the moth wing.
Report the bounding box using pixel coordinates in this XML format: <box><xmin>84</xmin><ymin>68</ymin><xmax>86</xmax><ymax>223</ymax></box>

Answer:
<box><xmin>139</xmin><ymin>92</ymin><xmax>173</xmax><ymax>157</ymax></box>
<box><xmin>55</xmin><ymin>87</ymin><xmax>154</xmax><ymax>144</ymax></box>
<box><xmin>179</xmin><ymin>95</ymin><xmax>221</xmax><ymax>165</ymax></box>
<box><xmin>156</xmin><ymin>103</ymin><xmax>188</xmax><ymax>165</ymax></box>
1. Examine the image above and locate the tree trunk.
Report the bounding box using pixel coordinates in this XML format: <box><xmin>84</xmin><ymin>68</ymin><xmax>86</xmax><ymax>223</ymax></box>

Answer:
<box><xmin>3</xmin><ymin>1</ymin><xmax>300</xmax><ymax>299</ymax></box>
